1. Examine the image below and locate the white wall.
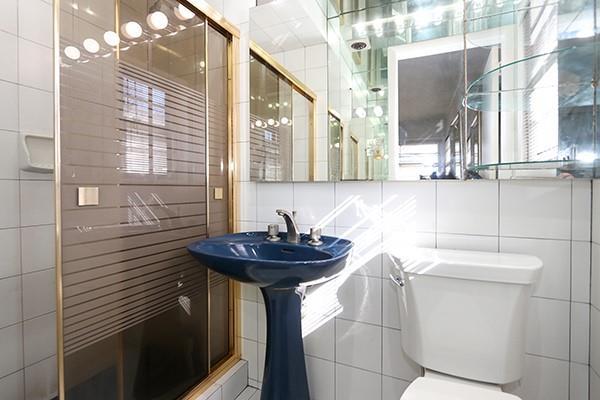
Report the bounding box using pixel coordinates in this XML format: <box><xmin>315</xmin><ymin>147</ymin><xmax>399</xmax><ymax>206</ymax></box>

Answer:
<box><xmin>591</xmin><ymin>179</ymin><xmax>600</xmax><ymax>399</ymax></box>
<box><xmin>0</xmin><ymin>0</ymin><xmax>57</xmax><ymax>399</ymax></box>
<box><xmin>239</xmin><ymin>179</ymin><xmax>593</xmax><ymax>400</ymax></box>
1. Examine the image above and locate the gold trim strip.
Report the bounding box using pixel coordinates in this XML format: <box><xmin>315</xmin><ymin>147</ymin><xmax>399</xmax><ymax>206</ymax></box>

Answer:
<box><xmin>54</xmin><ymin>0</ymin><xmax>65</xmax><ymax>397</ymax></box>
<box><xmin>249</xmin><ymin>41</ymin><xmax>318</xmax><ymax>101</ymax></box>
<box><xmin>180</xmin><ymin>0</ymin><xmax>240</xmax><ymax>38</ymax></box>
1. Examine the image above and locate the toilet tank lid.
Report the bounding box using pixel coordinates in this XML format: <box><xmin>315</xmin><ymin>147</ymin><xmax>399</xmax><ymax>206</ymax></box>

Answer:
<box><xmin>390</xmin><ymin>247</ymin><xmax>543</xmax><ymax>285</ymax></box>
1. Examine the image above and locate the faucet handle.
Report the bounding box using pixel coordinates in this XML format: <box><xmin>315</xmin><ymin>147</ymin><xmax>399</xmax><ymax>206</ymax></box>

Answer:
<box><xmin>266</xmin><ymin>224</ymin><xmax>281</xmax><ymax>242</ymax></box>
<box><xmin>307</xmin><ymin>227</ymin><xmax>323</xmax><ymax>246</ymax></box>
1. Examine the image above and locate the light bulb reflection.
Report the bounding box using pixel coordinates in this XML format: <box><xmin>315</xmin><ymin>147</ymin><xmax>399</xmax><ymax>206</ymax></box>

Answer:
<box><xmin>83</xmin><ymin>38</ymin><xmax>100</xmax><ymax>53</ymax></box>
<box><xmin>121</xmin><ymin>21</ymin><xmax>143</xmax><ymax>39</ymax></box>
<box><xmin>147</xmin><ymin>11</ymin><xmax>168</xmax><ymax>30</ymax></box>
<box><xmin>174</xmin><ymin>3</ymin><xmax>195</xmax><ymax>20</ymax></box>
<box><xmin>64</xmin><ymin>46</ymin><xmax>81</xmax><ymax>60</ymax></box>
<box><xmin>103</xmin><ymin>31</ymin><xmax>120</xmax><ymax>46</ymax></box>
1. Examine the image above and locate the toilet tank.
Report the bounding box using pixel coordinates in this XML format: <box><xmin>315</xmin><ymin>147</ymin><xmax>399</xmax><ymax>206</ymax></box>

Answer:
<box><xmin>391</xmin><ymin>248</ymin><xmax>542</xmax><ymax>385</ymax></box>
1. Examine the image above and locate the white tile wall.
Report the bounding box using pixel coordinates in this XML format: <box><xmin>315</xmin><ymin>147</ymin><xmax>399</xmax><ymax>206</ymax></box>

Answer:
<box><xmin>0</xmin><ymin>0</ymin><xmax>57</xmax><ymax>398</ymax></box>
<box><xmin>238</xmin><ymin>179</ymin><xmax>595</xmax><ymax>400</ymax></box>
<box><xmin>591</xmin><ymin>180</ymin><xmax>600</xmax><ymax>400</ymax></box>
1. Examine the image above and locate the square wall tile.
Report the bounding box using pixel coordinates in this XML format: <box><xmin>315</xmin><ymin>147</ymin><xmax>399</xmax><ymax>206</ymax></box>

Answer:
<box><xmin>241</xmin><ymin>300</ymin><xmax>257</xmax><ymax>341</ymax></box>
<box><xmin>572</xmin><ymin>180</ymin><xmax>592</xmax><ymax>241</ymax></box>
<box><xmin>241</xmin><ymin>339</ymin><xmax>258</xmax><ymax>382</ymax></box>
<box><xmin>21</xmin><ymin>225</ymin><xmax>54</xmax><ymax>274</ymax></box>
<box><xmin>334</xmin><ymin>181</ymin><xmax>381</xmax><ymax>229</ymax></box>
<box><xmin>592</xmin><ymin>306</ymin><xmax>600</xmax><ymax>375</ymax></box>
<box><xmin>0</xmin><ymin>323</ymin><xmax>23</xmax><ymax>378</ymax></box>
<box><xmin>0</xmin><ymin>371</ymin><xmax>24</xmax><ymax>400</ymax></box>
<box><xmin>256</xmin><ymin>183</ymin><xmax>293</xmax><ymax>224</ymax></box>
<box><xmin>500</xmin><ymin>237</ymin><xmax>570</xmax><ymax>301</ymax></box>
<box><xmin>0</xmin><ymin>0</ymin><xmax>18</xmax><ymax>35</ymax></box>
<box><xmin>335</xmin><ymin>319</ymin><xmax>381</xmax><ymax>373</ymax></box>
<box><xmin>293</xmin><ymin>182</ymin><xmax>334</xmax><ymax>228</ymax></box>
<box><xmin>335</xmin><ymin>227</ymin><xmax>382</xmax><ymax>277</ymax></box>
<box><xmin>304</xmin><ymin>318</ymin><xmax>334</xmax><ymax>361</ymax></box>
<box><xmin>594</xmin><ymin>180</ymin><xmax>600</xmax><ymax>244</ymax></box>
<box><xmin>505</xmin><ymin>355</ymin><xmax>569</xmax><ymax>400</ymax></box>
<box><xmin>572</xmin><ymin>241</ymin><xmax>591</xmax><ymax>303</ymax></box>
<box><xmin>382</xmin><ymin>181</ymin><xmax>435</xmax><ymax>233</ymax></box>
<box><xmin>382</xmin><ymin>327</ymin><xmax>421</xmax><ymax>381</ymax></box>
<box><xmin>0</xmin><ymin>31</ymin><xmax>18</xmax><ymax>83</ymax></box>
<box><xmin>335</xmin><ymin>364</ymin><xmax>381</xmax><ymax>400</ymax></box>
<box><xmin>436</xmin><ymin>233</ymin><xmax>498</xmax><ymax>252</ymax></box>
<box><xmin>219</xmin><ymin>361</ymin><xmax>247</xmax><ymax>400</ymax></box>
<box><xmin>237</xmin><ymin>182</ymin><xmax>256</xmax><ymax>222</ymax></box>
<box><xmin>570</xmin><ymin>302</ymin><xmax>590</xmax><ymax>365</ymax></box>
<box><xmin>593</xmin><ymin>243</ymin><xmax>600</xmax><ymax>310</ymax></box>
<box><xmin>18</xmin><ymin>0</ymin><xmax>53</xmax><ymax>47</ymax></box>
<box><xmin>23</xmin><ymin>312</ymin><xmax>56</xmax><ymax>367</ymax></box>
<box><xmin>0</xmin><ymin>130</ymin><xmax>19</xmax><ymax>179</ymax></box>
<box><xmin>0</xmin><ymin>180</ymin><xmax>19</xmax><ymax>229</ymax></box>
<box><xmin>382</xmin><ymin>376</ymin><xmax>411</xmax><ymax>400</ymax></box>
<box><xmin>526</xmin><ymin>297</ymin><xmax>570</xmax><ymax>361</ymax></box>
<box><xmin>0</xmin><ymin>228</ymin><xmax>20</xmax><ymax>279</ymax></box>
<box><xmin>437</xmin><ymin>181</ymin><xmax>498</xmax><ymax>236</ymax></box>
<box><xmin>0</xmin><ymin>276</ymin><xmax>22</xmax><ymax>328</ymax></box>
<box><xmin>570</xmin><ymin>362</ymin><xmax>588</xmax><ymax>400</ymax></box>
<box><xmin>305</xmin><ymin>356</ymin><xmax>334</xmax><ymax>400</ymax></box>
<box><xmin>24</xmin><ymin>356</ymin><xmax>57</xmax><ymax>400</ymax></box>
<box><xmin>499</xmin><ymin>180</ymin><xmax>571</xmax><ymax>240</ymax></box>
<box><xmin>22</xmin><ymin>269</ymin><xmax>55</xmax><ymax>320</ymax></box>
<box><xmin>0</xmin><ymin>81</ymin><xmax>19</xmax><ymax>132</ymax></box>
<box><xmin>18</xmin><ymin>39</ymin><xmax>53</xmax><ymax>91</ymax></box>
<box><xmin>20</xmin><ymin>180</ymin><xmax>55</xmax><ymax>227</ymax></box>
<box><xmin>19</xmin><ymin>86</ymin><xmax>54</xmax><ymax>137</ymax></box>
<box><xmin>337</xmin><ymin>274</ymin><xmax>381</xmax><ymax>325</ymax></box>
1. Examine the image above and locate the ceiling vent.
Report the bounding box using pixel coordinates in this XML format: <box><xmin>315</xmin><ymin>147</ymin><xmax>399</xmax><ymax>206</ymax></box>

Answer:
<box><xmin>348</xmin><ymin>38</ymin><xmax>371</xmax><ymax>52</ymax></box>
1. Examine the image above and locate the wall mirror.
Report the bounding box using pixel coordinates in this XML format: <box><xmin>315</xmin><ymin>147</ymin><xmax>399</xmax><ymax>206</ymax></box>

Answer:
<box><xmin>250</xmin><ymin>0</ymin><xmax>599</xmax><ymax>181</ymax></box>
<box><xmin>249</xmin><ymin>44</ymin><xmax>317</xmax><ymax>181</ymax></box>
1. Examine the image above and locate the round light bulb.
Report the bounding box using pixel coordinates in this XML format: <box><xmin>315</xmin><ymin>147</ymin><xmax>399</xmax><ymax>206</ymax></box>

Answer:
<box><xmin>121</xmin><ymin>21</ymin><xmax>143</xmax><ymax>39</ymax></box>
<box><xmin>147</xmin><ymin>11</ymin><xmax>168</xmax><ymax>30</ymax></box>
<box><xmin>280</xmin><ymin>117</ymin><xmax>289</xmax><ymax>125</ymax></box>
<box><xmin>255</xmin><ymin>120</ymin><xmax>263</xmax><ymax>128</ymax></box>
<box><xmin>83</xmin><ymin>38</ymin><xmax>100</xmax><ymax>53</ymax></box>
<box><xmin>373</xmin><ymin>105</ymin><xmax>384</xmax><ymax>117</ymax></box>
<box><xmin>354</xmin><ymin>107</ymin><xmax>366</xmax><ymax>118</ymax></box>
<box><xmin>64</xmin><ymin>46</ymin><xmax>81</xmax><ymax>60</ymax></box>
<box><xmin>103</xmin><ymin>31</ymin><xmax>120</xmax><ymax>46</ymax></box>
<box><xmin>174</xmin><ymin>4</ymin><xmax>195</xmax><ymax>20</ymax></box>
<box><xmin>267</xmin><ymin>118</ymin><xmax>275</xmax><ymax>126</ymax></box>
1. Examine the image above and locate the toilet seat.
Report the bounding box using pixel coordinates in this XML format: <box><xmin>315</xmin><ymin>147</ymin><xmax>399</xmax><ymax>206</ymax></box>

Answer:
<box><xmin>400</xmin><ymin>376</ymin><xmax>521</xmax><ymax>400</ymax></box>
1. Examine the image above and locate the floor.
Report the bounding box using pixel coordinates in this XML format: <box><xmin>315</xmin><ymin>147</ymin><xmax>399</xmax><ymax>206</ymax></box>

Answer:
<box><xmin>235</xmin><ymin>386</ymin><xmax>261</xmax><ymax>400</ymax></box>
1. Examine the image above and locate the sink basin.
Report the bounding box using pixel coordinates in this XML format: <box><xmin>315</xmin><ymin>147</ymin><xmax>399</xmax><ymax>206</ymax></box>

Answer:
<box><xmin>187</xmin><ymin>231</ymin><xmax>353</xmax><ymax>400</ymax></box>
<box><xmin>186</xmin><ymin>231</ymin><xmax>353</xmax><ymax>288</ymax></box>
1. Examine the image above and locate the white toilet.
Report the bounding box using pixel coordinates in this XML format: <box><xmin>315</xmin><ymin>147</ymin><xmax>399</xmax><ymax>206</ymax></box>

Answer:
<box><xmin>390</xmin><ymin>247</ymin><xmax>543</xmax><ymax>400</ymax></box>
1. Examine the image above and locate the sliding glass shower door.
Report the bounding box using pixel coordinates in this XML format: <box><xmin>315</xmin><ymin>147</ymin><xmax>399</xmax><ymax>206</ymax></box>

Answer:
<box><xmin>57</xmin><ymin>1</ymin><xmax>233</xmax><ymax>398</ymax></box>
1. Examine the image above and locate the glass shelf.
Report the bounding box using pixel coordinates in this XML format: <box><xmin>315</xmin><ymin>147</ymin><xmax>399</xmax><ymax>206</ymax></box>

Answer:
<box><xmin>465</xmin><ymin>42</ymin><xmax>597</xmax><ymax>112</ymax></box>
<box><xmin>468</xmin><ymin>159</ymin><xmax>599</xmax><ymax>177</ymax></box>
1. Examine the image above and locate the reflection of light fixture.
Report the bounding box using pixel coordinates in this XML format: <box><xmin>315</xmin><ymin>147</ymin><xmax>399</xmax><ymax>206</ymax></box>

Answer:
<box><xmin>103</xmin><ymin>31</ymin><xmax>120</xmax><ymax>46</ymax></box>
<box><xmin>373</xmin><ymin>105</ymin><xmax>384</xmax><ymax>117</ymax></box>
<box><xmin>83</xmin><ymin>38</ymin><xmax>100</xmax><ymax>53</ymax></box>
<box><xmin>121</xmin><ymin>21</ymin><xmax>143</xmax><ymax>39</ymax></box>
<box><xmin>267</xmin><ymin>118</ymin><xmax>275</xmax><ymax>126</ymax></box>
<box><xmin>255</xmin><ymin>120</ymin><xmax>264</xmax><ymax>128</ymax></box>
<box><xmin>174</xmin><ymin>3</ymin><xmax>195</xmax><ymax>20</ymax></box>
<box><xmin>64</xmin><ymin>46</ymin><xmax>81</xmax><ymax>60</ymax></box>
<box><xmin>283</xmin><ymin>102</ymin><xmax>288</xmax><ymax>106</ymax></box>
<box><xmin>147</xmin><ymin>11</ymin><xmax>169</xmax><ymax>30</ymax></box>
<box><xmin>199</xmin><ymin>60</ymin><xmax>206</xmax><ymax>68</ymax></box>
<box><xmin>280</xmin><ymin>117</ymin><xmax>289</xmax><ymax>125</ymax></box>
<box><xmin>354</xmin><ymin>107</ymin><xmax>366</xmax><ymax>118</ymax></box>
<box><xmin>268</xmin><ymin>104</ymin><xmax>273</xmax><ymax>108</ymax></box>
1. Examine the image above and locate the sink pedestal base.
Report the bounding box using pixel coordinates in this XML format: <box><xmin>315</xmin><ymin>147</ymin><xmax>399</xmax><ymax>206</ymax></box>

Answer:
<box><xmin>260</xmin><ymin>287</ymin><xmax>309</xmax><ymax>400</ymax></box>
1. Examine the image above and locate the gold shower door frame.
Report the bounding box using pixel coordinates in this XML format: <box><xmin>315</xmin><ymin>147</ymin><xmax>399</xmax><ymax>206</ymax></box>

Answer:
<box><xmin>52</xmin><ymin>1</ymin><xmax>241</xmax><ymax>399</ymax></box>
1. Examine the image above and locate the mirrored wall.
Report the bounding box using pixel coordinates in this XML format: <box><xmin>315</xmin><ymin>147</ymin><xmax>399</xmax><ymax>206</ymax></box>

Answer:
<box><xmin>249</xmin><ymin>45</ymin><xmax>316</xmax><ymax>181</ymax></box>
<box><xmin>250</xmin><ymin>0</ymin><xmax>599</xmax><ymax>181</ymax></box>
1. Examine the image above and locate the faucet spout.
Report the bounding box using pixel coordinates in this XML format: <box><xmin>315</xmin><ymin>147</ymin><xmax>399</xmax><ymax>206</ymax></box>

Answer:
<box><xmin>276</xmin><ymin>209</ymin><xmax>301</xmax><ymax>243</ymax></box>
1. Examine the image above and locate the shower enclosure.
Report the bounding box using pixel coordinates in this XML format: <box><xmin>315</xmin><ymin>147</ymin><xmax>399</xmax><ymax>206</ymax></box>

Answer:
<box><xmin>55</xmin><ymin>0</ymin><xmax>237</xmax><ymax>398</ymax></box>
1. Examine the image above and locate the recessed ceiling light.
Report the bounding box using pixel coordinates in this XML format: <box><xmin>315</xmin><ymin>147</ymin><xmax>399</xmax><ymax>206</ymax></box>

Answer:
<box><xmin>83</xmin><ymin>38</ymin><xmax>100</xmax><ymax>53</ymax></box>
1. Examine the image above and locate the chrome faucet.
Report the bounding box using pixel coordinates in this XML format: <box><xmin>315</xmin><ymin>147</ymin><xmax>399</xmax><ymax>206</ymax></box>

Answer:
<box><xmin>276</xmin><ymin>209</ymin><xmax>301</xmax><ymax>243</ymax></box>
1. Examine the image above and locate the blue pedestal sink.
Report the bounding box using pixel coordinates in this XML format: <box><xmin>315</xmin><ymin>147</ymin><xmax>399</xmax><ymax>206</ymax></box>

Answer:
<box><xmin>187</xmin><ymin>232</ymin><xmax>353</xmax><ymax>400</ymax></box>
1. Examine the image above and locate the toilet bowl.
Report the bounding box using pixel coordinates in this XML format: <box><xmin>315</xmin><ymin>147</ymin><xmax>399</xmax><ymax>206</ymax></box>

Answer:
<box><xmin>389</xmin><ymin>248</ymin><xmax>543</xmax><ymax>400</ymax></box>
